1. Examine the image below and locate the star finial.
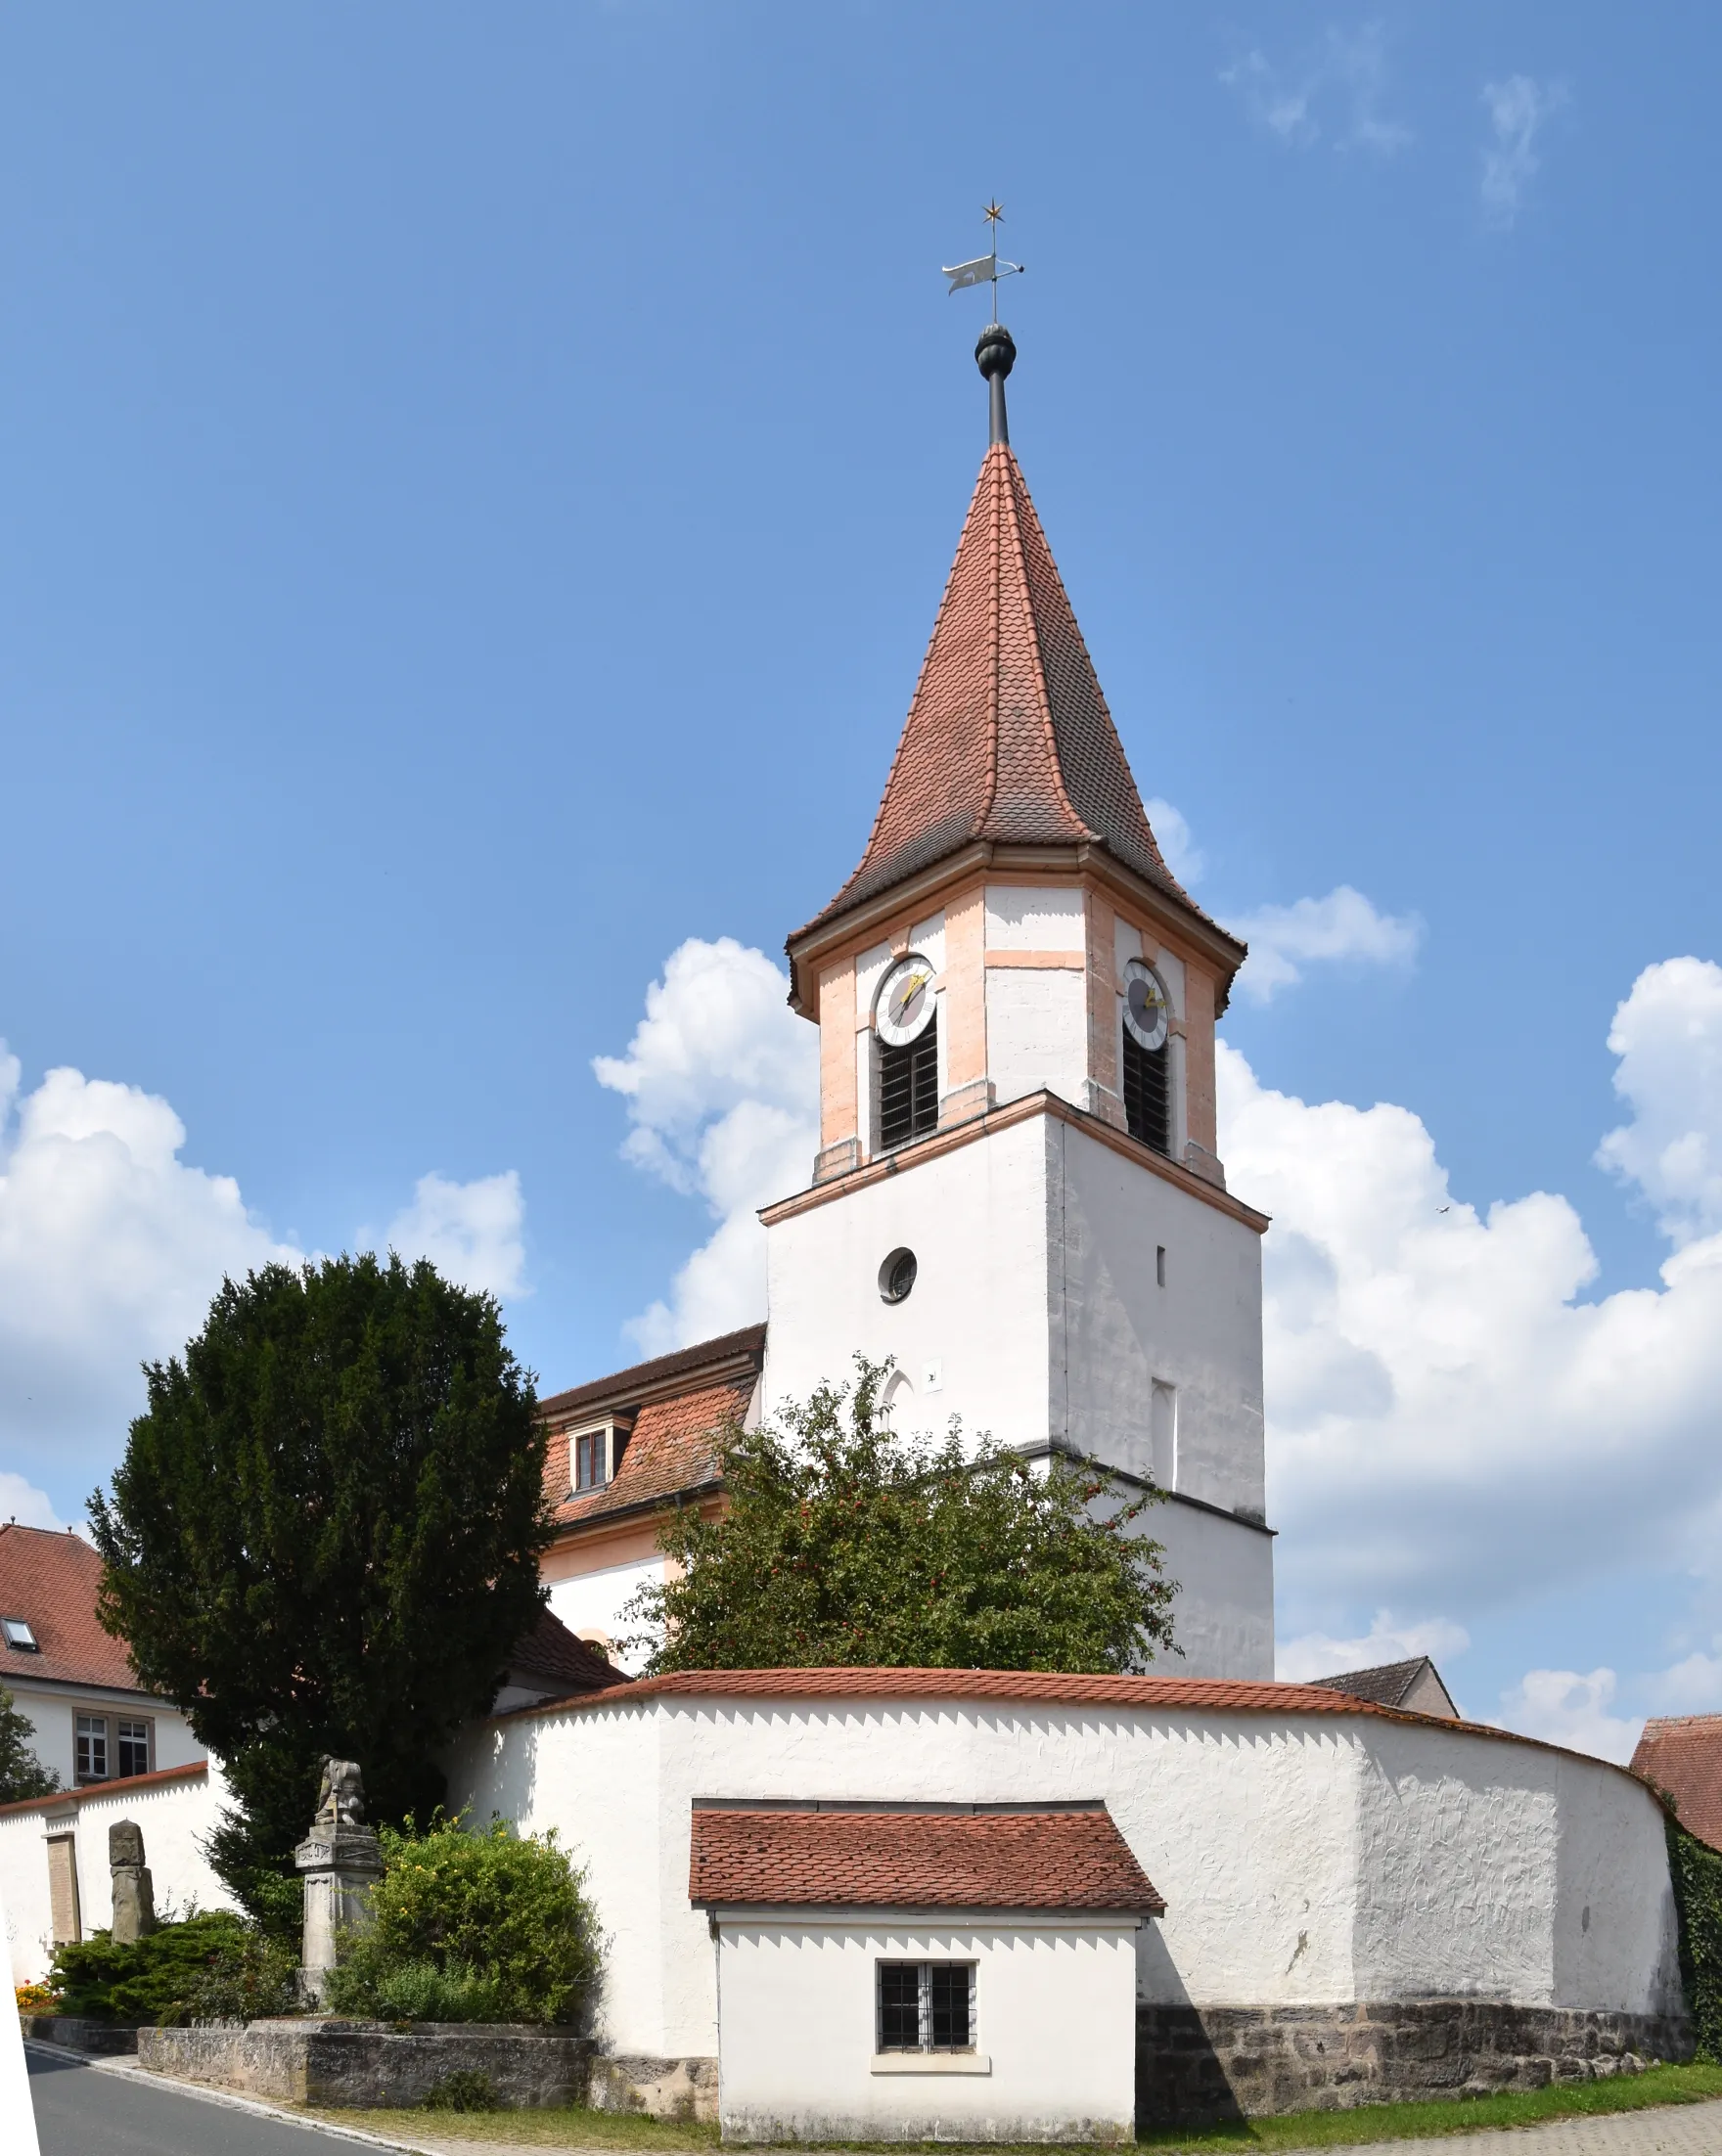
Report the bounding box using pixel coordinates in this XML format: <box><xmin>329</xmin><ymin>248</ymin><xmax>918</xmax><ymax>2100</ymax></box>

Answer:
<box><xmin>983</xmin><ymin>200</ymin><xmax>1005</xmax><ymax>225</ymax></box>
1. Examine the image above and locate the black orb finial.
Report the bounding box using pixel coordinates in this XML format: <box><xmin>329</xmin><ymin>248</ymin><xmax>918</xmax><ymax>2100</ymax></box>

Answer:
<box><xmin>975</xmin><ymin>322</ymin><xmax>1017</xmax><ymax>447</ymax></box>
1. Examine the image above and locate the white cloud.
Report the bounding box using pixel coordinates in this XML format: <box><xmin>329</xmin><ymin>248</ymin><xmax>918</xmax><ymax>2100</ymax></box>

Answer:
<box><xmin>1480</xmin><ymin>74</ymin><xmax>1567</xmax><ymax>229</ymax></box>
<box><xmin>1495</xmin><ymin>1668</ymin><xmax>1641</xmax><ymax>1766</ymax></box>
<box><xmin>1277</xmin><ymin>1610</ymin><xmax>1470</xmax><ymax>1685</ymax></box>
<box><xmin>381</xmin><ymin>1170</ymin><xmax>527</xmax><ymax>1300</ymax></box>
<box><xmin>1221</xmin><ymin>23</ymin><xmax>1411</xmax><ymax>156</ymax></box>
<box><xmin>1144</xmin><ymin>798</ymin><xmax>1206</xmax><ymax>888</ymax></box>
<box><xmin>0</xmin><ymin>1047</ymin><xmax>299</xmax><ymax>1516</ymax></box>
<box><xmin>0</xmin><ymin>1035</ymin><xmax>529</xmax><ymax>1516</ymax></box>
<box><xmin>1224</xmin><ymin>954</ymin><xmax>1722</xmax><ymax>1639</ymax></box>
<box><xmin>1228</xmin><ymin>885</ymin><xmax>1422</xmax><ymax>1000</ymax></box>
<box><xmin>1596</xmin><ymin>958</ymin><xmax>1722</xmax><ymax>1247</ymax></box>
<box><xmin>595</xmin><ymin>938</ymin><xmax>819</xmax><ymax>1355</ymax></box>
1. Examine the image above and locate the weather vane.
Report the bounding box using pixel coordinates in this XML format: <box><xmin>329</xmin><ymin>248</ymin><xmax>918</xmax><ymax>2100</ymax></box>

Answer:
<box><xmin>942</xmin><ymin>201</ymin><xmax>1023</xmax><ymax>324</ymax></box>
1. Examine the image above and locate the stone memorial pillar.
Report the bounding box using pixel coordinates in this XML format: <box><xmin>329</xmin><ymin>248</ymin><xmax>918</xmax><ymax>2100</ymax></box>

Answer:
<box><xmin>108</xmin><ymin>1819</ymin><xmax>157</xmax><ymax>1945</ymax></box>
<box><xmin>295</xmin><ymin>1757</ymin><xmax>383</xmax><ymax>2006</ymax></box>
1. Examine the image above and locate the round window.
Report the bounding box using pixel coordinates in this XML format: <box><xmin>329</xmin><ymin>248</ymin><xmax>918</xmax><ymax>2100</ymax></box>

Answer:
<box><xmin>879</xmin><ymin>1247</ymin><xmax>918</xmax><ymax>1304</ymax></box>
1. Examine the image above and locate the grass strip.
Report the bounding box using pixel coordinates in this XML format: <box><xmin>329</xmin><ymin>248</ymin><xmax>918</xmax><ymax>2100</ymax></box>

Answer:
<box><xmin>303</xmin><ymin>2062</ymin><xmax>1722</xmax><ymax>2152</ymax></box>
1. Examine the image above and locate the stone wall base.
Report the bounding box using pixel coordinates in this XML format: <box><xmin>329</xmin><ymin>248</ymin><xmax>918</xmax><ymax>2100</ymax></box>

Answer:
<box><xmin>138</xmin><ymin>2019</ymin><xmax>590</xmax><ymax>2109</ymax></box>
<box><xmin>1137</xmin><ymin>2001</ymin><xmax>1693</xmax><ymax>2126</ymax></box>
<box><xmin>588</xmin><ymin>2051</ymin><xmax>720</xmax><ymax>2124</ymax></box>
<box><xmin>23</xmin><ymin>2016</ymin><xmax>140</xmax><ymax>2057</ymax></box>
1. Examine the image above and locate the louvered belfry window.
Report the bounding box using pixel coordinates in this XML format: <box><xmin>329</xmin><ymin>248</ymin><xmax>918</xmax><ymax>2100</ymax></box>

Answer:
<box><xmin>879</xmin><ymin>1016</ymin><xmax>938</xmax><ymax>1150</ymax></box>
<box><xmin>1122</xmin><ymin>1024</ymin><xmax>1170</xmax><ymax>1156</ymax></box>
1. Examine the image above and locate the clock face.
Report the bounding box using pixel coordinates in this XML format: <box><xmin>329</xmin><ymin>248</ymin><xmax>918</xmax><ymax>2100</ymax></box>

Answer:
<box><xmin>1122</xmin><ymin>960</ymin><xmax>1170</xmax><ymax>1052</ymax></box>
<box><xmin>877</xmin><ymin>954</ymin><xmax>936</xmax><ymax>1048</ymax></box>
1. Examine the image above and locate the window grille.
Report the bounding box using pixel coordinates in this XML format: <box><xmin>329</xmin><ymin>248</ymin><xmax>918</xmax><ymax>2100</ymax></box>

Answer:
<box><xmin>876</xmin><ymin>1960</ymin><xmax>975</xmax><ymax>2052</ymax></box>
<box><xmin>1122</xmin><ymin>1023</ymin><xmax>1170</xmax><ymax>1155</ymax></box>
<box><xmin>879</xmin><ymin>1016</ymin><xmax>938</xmax><ymax>1150</ymax></box>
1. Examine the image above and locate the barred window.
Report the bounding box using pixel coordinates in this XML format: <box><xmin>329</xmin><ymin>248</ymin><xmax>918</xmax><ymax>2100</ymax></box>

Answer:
<box><xmin>1122</xmin><ymin>1022</ymin><xmax>1170</xmax><ymax>1155</ymax></box>
<box><xmin>879</xmin><ymin>1016</ymin><xmax>938</xmax><ymax>1150</ymax></box>
<box><xmin>877</xmin><ymin>1960</ymin><xmax>975</xmax><ymax>2052</ymax></box>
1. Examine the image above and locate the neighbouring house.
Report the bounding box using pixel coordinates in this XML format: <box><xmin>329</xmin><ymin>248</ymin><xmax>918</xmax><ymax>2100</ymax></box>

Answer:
<box><xmin>1309</xmin><ymin>1656</ymin><xmax>1460</xmax><ymax>1721</ymax></box>
<box><xmin>537</xmin><ymin>1326</ymin><xmax>765</xmax><ymax>1666</ymax></box>
<box><xmin>0</xmin><ymin>1524</ymin><xmax>204</xmax><ymax>1794</ymax></box>
<box><xmin>1631</xmin><ymin>1716</ymin><xmax>1722</xmax><ymax>1852</ymax></box>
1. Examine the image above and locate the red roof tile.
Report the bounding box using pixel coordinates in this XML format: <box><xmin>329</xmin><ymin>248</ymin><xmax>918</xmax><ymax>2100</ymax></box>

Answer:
<box><xmin>1632</xmin><ymin>1716</ymin><xmax>1722</xmax><ymax>1851</ymax></box>
<box><xmin>0</xmin><ymin>1524</ymin><xmax>142</xmax><ymax>1694</ymax></box>
<box><xmin>546</xmin><ymin>1377</ymin><xmax>752</xmax><ymax>1530</ymax></box>
<box><xmin>538</xmin><ymin>1325</ymin><xmax>766</xmax><ymax>1424</ymax></box>
<box><xmin>508</xmin><ymin>1606</ymin><xmax>630</xmax><ymax>1695</ymax></box>
<box><xmin>0</xmin><ymin>1759</ymin><xmax>207</xmax><ymax>1822</ymax></box>
<box><xmin>793</xmin><ymin>445</ymin><xmax>1235</xmax><ymax>951</ymax></box>
<box><xmin>690</xmin><ymin>1805</ymin><xmax>1164</xmax><ymax>1913</ymax></box>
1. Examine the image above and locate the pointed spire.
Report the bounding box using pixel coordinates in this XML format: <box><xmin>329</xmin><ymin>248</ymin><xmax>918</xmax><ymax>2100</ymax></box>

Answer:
<box><xmin>795</xmin><ymin>338</ymin><xmax>1202</xmax><ymax>945</ymax></box>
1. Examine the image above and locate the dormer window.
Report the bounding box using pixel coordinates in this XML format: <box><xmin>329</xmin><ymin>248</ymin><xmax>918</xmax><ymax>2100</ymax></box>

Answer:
<box><xmin>570</xmin><ymin>1418</ymin><xmax>631</xmax><ymax>1495</ymax></box>
<box><xmin>2</xmin><ymin>1617</ymin><xmax>39</xmax><ymax>1652</ymax></box>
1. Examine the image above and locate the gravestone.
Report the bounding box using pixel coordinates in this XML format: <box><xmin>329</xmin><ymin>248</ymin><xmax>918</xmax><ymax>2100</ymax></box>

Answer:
<box><xmin>295</xmin><ymin>1758</ymin><xmax>384</xmax><ymax>2006</ymax></box>
<box><xmin>108</xmin><ymin>1819</ymin><xmax>157</xmax><ymax>1945</ymax></box>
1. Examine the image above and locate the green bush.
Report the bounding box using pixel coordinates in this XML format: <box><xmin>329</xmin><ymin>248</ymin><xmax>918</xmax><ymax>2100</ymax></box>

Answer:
<box><xmin>48</xmin><ymin>1911</ymin><xmax>294</xmax><ymax>2025</ymax></box>
<box><xmin>1668</xmin><ymin>1818</ymin><xmax>1722</xmax><ymax>2063</ymax></box>
<box><xmin>423</xmin><ymin>2068</ymin><xmax>499</xmax><ymax>2112</ymax></box>
<box><xmin>324</xmin><ymin>1814</ymin><xmax>599</xmax><ymax>2027</ymax></box>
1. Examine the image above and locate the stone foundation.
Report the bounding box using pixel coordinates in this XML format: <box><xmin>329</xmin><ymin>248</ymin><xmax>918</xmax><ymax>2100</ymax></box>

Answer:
<box><xmin>138</xmin><ymin>2018</ymin><xmax>590</xmax><ymax>2109</ymax></box>
<box><xmin>588</xmin><ymin>2051</ymin><xmax>720</xmax><ymax>2124</ymax></box>
<box><xmin>1137</xmin><ymin>2001</ymin><xmax>1693</xmax><ymax>2126</ymax></box>
<box><xmin>23</xmin><ymin>2016</ymin><xmax>140</xmax><ymax>2057</ymax></box>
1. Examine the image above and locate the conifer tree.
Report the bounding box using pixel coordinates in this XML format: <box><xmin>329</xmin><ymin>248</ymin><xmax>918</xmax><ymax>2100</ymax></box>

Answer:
<box><xmin>90</xmin><ymin>1254</ymin><xmax>550</xmax><ymax>1927</ymax></box>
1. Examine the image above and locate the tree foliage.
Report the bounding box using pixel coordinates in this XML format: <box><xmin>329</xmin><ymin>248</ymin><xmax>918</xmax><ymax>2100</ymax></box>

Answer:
<box><xmin>1668</xmin><ymin>1816</ymin><xmax>1722</xmax><ymax>2063</ymax></box>
<box><xmin>325</xmin><ymin>1814</ymin><xmax>601</xmax><ymax>2027</ymax></box>
<box><xmin>0</xmin><ymin>1684</ymin><xmax>60</xmax><ymax>1803</ymax></box>
<box><xmin>89</xmin><ymin>1254</ymin><xmax>550</xmax><ymax>1925</ymax></box>
<box><xmin>623</xmin><ymin>1359</ymin><xmax>1177</xmax><ymax>1675</ymax></box>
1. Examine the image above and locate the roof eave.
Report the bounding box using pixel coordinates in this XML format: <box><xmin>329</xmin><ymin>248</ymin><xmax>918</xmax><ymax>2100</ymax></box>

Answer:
<box><xmin>786</xmin><ymin>839</ymin><xmax>1247</xmax><ymax>1019</ymax></box>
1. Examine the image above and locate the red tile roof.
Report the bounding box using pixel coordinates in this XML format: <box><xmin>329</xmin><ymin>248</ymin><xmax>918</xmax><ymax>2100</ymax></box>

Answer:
<box><xmin>690</xmin><ymin>1805</ymin><xmax>1164</xmax><ymax>1913</ymax></box>
<box><xmin>0</xmin><ymin>1524</ymin><xmax>143</xmax><ymax>1694</ymax></box>
<box><xmin>793</xmin><ymin>444</ymin><xmax>1238</xmax><ymax>953</ymax></box>
<box><xmin>547</xmin><ymin>1376</ymin><xmax>751</xmax><ymax>1530</ymax></box>
<box><xmin>538</xmin><ymin>1325</ymin><xmax>766</xmax><ymax>1424</ymax></box>
<box><xmin>508</xmin><ymin>1606</ymin><xmax>630</xmax><ymax>1695</ymax></box>
<box><xmin>0</xmin><ymin>1759</ymin><xmax>207</xmax><ymax>1822</ymax></box>
<box><xmin>1632</xmin><ymin>1716</ymin><xmax>1722</xmax><ymax>1851</ymax></box>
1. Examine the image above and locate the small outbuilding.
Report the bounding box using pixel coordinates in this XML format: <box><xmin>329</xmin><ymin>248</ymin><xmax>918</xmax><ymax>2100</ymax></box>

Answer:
<box><xmin>689</xmin><ymin>1801</ymin><xmax>1163</xmax><ymax>2144</ymax></box>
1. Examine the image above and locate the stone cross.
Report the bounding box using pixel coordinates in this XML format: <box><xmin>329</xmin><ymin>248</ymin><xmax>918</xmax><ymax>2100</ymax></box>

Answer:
<box><xmin>295</xmin><ymin>1757</ymin><xmax>383</xmax><ymax>2005</ymax></box>
<box><xmin>108</xmin><ymin>1819</ymin><xmax>157</xmax><ymax>1946</ymax></box>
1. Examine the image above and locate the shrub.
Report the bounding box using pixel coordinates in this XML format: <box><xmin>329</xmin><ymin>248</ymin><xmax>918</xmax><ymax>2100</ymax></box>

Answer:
<box><xmin>423</xmin><ymin>2069</ymin><xmax>499</xmax><ymax>2111</ymax></box>
<box><xmin>49</xmin><ymin>1912</ymin><xmax>261</xmax><ymax>2023</ymax></box>
<box><xmin>1668</xmin><ymin>1817</ymin><xmax>1722</xmax><ymax>2063</ymax></box>
<box><xmin>183</xmin><ymin>1925</ymin><xmax>299</xmax><ymax>2024</ymax></box>
<box><xmin>324</xmin><ymin>1814</ymin><xmax>599</xmax><ymax>2027</ymax></box>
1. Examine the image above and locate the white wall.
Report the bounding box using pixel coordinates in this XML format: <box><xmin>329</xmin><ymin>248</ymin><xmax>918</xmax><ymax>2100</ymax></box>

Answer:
<box><xmin>714</xmin><ymin>1914</ymin><xmax>1138</xmax><ymax>2143</ymax></box>
<box><xmin>0</xmin><ymin>1763</ymin><xmax>235</xmax><ymax>1985</ymax></box>
<box><xmin>1052</xmin><ymin>1119</ymin><xmax>1266</xmax><ymax>1519</ymax></box>
<box><xmin>548</xmin><ymin>1560</ymin><xmax>663</xmax><ymax>1668</ymax></box>
<box><xmin>1145</xmin><ymin>1498</ymin><xmax>1274</xmax><ymax>1683</ymax></box>
<box><xmin>443</xmin><ymin>1691</ymin><xmax>1681</xmax><ymax>2067</ymax></box>
<box><xmin>2</xmin><ymin>1679</ymin><xmax>203</xmax><ymax>1792</ymax></box>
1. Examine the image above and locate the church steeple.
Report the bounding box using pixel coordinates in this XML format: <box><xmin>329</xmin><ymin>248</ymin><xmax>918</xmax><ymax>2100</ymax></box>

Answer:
<box><xmin>793</xmin><ymin>331</ymin><xmax>1220</xmax><ymax>965</ymax></box>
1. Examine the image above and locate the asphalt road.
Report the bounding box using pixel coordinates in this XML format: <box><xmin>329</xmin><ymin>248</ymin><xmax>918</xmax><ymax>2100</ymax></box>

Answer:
<box><xmin>26</xmin><ymin>2043</ymin><xmax>388</xmax><ymax>2156</ymax></box>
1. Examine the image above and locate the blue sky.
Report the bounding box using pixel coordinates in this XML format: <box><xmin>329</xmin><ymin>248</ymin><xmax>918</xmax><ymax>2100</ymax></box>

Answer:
<box><xmin>3</xmin><ymin>3</ymin><xmax>1719</xmax><ymax>1756</ymax></box>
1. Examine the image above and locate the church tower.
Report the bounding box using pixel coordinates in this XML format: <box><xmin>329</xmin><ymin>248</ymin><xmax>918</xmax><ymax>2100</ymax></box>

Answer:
<box><xmin>760</xmin><ymin>324</ymin><xmax>1274</xmax><ymax>1680</ymax></box>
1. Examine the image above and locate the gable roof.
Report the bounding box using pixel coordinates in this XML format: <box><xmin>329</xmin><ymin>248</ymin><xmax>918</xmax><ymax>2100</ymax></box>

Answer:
<box><xmin>540</xmin><ymin>1326</ymin><xmax>765</xmax><ymax>1534</ymax></box>
<box><xmin>1632</xmin><ymin>1715</ymin><xmax>1722</xmax><ymax>1852</ymax></box>
<box><xmin>790</xmin><ymin>442</ymin><xmax>1240</xmax><ymax>966</ymax></box>
<box><xmin>689</xmin><ymin>1803</ymin><xmax>1164</xmax><ymax>1914</ymax></box>
<box><xmin>1309</xmin><ymin>1656</ymin><xmax>1459</xmax><ymax>1720</ymax></box>
<box><xmin>0</xmin><ymin>1523</ymin><xmax>144</xmax><ymax>1694</ymax></box>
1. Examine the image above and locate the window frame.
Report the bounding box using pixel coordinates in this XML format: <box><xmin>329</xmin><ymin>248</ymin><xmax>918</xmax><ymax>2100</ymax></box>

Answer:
<box><xmin>116</xmin><ymin>1717</ymin><xmax>154</xmax><ymax>1780</ymax></box>
<box><xmin>1</xmin><ymin>1616</ymin><xmax>39</xmax><ymax>1652</ymax></box>
<box><xmin>568</xmin><ymin>1417</ymin><xmax>631</xmax><ymax>1497</ymax></box>
<box><xmin>875</xmin><ymin>1958</ymin><xmax>977</xmax><ymax>2055</ymax></box>
<box><xmin>75</xmin><ymin>1714</ymin><xmax>111</xmax><ymax>1786</ymax></box>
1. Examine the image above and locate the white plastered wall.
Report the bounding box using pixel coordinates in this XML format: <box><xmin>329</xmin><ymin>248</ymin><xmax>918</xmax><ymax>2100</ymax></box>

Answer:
<box><xmin>1145</xmin><ymin>1498</ymin><xmax>1274</xmax><ymax>1684</ymax></box>
<box><xmin>0</xmin><ymin>1763</ymin><xmax>235</xmax><ymax>1985</ymax></box>
<box><xmin>1</xmin><ymin>1680</ymin><xmax>204</xmax><ymax>1793</ymax></box>
<box><xmin>713</xmin><ymin>1914</ymin><xmax>1139</xmax><ymax>2143</ymax></box>
<box><xmin>443</xmin><ymin>1694</ymin><xmax>1682</xmax><ymax>2066</ymax></box>
<box><xmin>985</xmin><ymin>887</ymin><xmax>1087</xmax><ymax>1111</ymax></box>
<box><xmin>548</xmin><ymin>1560</ymin><xmax>663</xmax><ymax>1663</ymax></box>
